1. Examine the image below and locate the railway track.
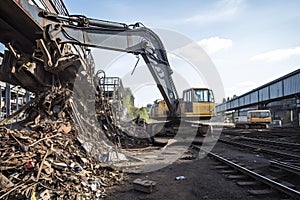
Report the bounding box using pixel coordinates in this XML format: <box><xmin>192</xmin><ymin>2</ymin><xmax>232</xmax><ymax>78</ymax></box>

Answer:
<box><xmin>218</xmin><ymin>138</ymin><xmax>300</xmax><ymax>161</ymax></box>
<box><xmin>215</xmin><ymin>127</ymin><xmax>300</xmax><ymax>170</ymax></box>
<box><xmin>238</xmin><ymin>136</ymin><xmax>300</xmax><ymax>149</ymax></box>
<box><xmin>221</xmin><ymin>127</ymin><xmax>300</xmax><ymax>142</ymax></box>
<box><xmin>193</xmin><ymin>145</ymin><xmax>300</xmax><ymax>199</ymax></box>
<box><xmin>270</xmin><ymin>160</ymin><xmax>300</xmax><ymax>175</ymax></box>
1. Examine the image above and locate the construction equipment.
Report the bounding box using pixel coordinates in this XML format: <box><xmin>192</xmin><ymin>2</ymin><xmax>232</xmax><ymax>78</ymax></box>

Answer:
<box><xmin>247</xmin><ymin>110</ymin><xmax>271</xmax><ymax>123</ymax></box>
<box><xmin>148</xmin><ymin>88</ymin><xmax>215</xmax><ymax>137</ymax></box>
<box><xmin>149</xmin><ymin>87</ymin><xmax>215</xmax><ymax>136</ymax></box>
<box><xmin>150</xmin><ymin>87</ymin><xmax>215</xmax><ymax>120</ymax></box>
<box><xmin>235</xmin><ymin>109</ymin><xmax>271</xmax><ymax>129</ymax></box>
<box><xmin>0</xmin><ymin>1</ymin><xmax>213</xmax><ymax>139</ymax></box>
<box><xmin>37</xmin><ymin>13</ymin><xmax>214</xmax><ymax>135</ymax></box>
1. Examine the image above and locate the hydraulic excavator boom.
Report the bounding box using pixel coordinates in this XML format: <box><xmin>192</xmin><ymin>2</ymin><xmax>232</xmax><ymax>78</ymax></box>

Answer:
<box><xmin>39</xmin><ymin>12</ymin><xmax>180</xmax><ymax>118</ymax></box>
<box><xmin>0</xmin><ymin>1</ymin><xmax>213</xmax><ymax>137</ymax></box>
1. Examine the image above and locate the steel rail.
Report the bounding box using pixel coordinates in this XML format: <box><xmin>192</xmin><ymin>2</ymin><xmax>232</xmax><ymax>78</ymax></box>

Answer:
<box><xmin>270</xmin><ymin>160</ymin><xmax>300</xmax><ymax>175</ymax></box>
<box><xmin>239</xmin><ymin>136</ymin><xmax>300</xmax><ymax>149</ymax></box>
<box><xmin>219</xmin><ymin>139</ymin><xmax>300</xmax><ymax>160</ymax></box>
<box><xmin>205</xmin><ymin>150</ymin><xmax>300</xmax><ymax>199</ymax></box>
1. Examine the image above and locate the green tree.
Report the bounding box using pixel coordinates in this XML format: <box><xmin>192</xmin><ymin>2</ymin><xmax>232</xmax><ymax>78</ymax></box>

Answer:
<box><xmin>123</xmin><ymin>88</ymin><xmax>151</xmax><ymax>123</ymax></box>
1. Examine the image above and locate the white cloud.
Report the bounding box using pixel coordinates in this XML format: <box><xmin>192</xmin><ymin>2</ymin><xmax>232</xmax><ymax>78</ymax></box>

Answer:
<box><xmin>184</xmin><ymin>0</ymin><xmax>244</xmax><ymax>23</ymax></box>
<box><xmin>197</xmin><ymin>37</ymin><xmax>233</xmax><ymax>54</ymax></box>
<box><xmin>251</xmin><ymin>46</ymin><xmax>300</xmax><ymax>62</ymax></box>
<box><xmin>226</xmin><ymin>80</ymin><xmax>258</xmax><ymax>97</ymax></box>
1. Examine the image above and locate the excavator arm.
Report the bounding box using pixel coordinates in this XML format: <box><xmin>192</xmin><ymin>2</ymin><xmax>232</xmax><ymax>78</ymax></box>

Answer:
<box><xmin>40</xmin><ymin>12</ymin><xmax>180</xmax><ymax>118</ymax></box>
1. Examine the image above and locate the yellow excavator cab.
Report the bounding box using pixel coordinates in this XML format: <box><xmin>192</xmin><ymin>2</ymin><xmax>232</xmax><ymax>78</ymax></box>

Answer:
<box><xmin>181</xmin><ymin>88</ymin><xmax>215</xmax><ymax>119</ymax></box>
<box><xmin>149</xmin><ymin>88</ymin><xmax>215</xmax><ymax>120</ymax></box>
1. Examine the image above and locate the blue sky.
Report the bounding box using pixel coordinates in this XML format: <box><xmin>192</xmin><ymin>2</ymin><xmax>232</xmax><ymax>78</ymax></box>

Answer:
<box><xmin>2</xmin><ymin>0</ymin><xmax>300</xmax><ymax>106</ymax></box>
<box><xmin>63</xmin><ymin>0</ymin><xmax>300</xmax><ymax>105</ymax></box>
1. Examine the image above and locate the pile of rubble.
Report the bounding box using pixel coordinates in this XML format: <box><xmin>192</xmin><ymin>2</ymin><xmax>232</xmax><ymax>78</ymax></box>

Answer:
<box><xmin>0</xmin><ymin>125</ymin><xmax>124</xmax><ymax>199</ymax></box>
<box><xmin>0</xmin><ymin>83</ymin><xmax>157</xmax><ymax>199</ymax></box>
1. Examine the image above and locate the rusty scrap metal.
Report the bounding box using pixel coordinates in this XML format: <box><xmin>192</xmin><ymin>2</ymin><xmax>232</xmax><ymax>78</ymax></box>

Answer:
<box><xmin>0</xmin><ymin>1</ymin><xmax>158</xmax><ymax>199</ymax></box>
<box><xmin>0</xmin><ymin>126</ymin><xmax>125</xmax><ymax>199</ymax></box>
<box><xmin>0</xmin><ymin>80</ymin><xmax>153</xmax><ymax>199</ymax></box>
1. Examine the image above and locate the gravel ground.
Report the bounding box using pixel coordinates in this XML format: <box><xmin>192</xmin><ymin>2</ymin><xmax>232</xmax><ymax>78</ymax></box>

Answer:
<box><xmin>103</xmin><ymin>127</ymin><xmax>299</xmax><ymax>200</ymax></box>
<box><xmin>105</xmin><ymin>155</ymin><xmax>283</xmax><ymax>200</ymax></box>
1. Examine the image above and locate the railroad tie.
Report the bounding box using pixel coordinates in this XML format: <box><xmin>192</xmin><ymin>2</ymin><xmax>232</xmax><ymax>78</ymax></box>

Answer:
<box><xmin>247</xmin><ymin>188</ymin><xmax>274</xmax><ymax>195</ymax></box>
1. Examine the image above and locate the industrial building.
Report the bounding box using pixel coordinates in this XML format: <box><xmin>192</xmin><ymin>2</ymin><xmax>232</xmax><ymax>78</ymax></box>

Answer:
<box><xmin>216</xmin><ymin>68</ymin><xmax>300</xmax><ymax>127</ymax></box>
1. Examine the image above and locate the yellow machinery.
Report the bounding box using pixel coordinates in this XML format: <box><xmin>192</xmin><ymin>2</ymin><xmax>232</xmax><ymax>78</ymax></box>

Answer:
<box><xmin>0</xmin><ymin>6</ymin><xmax>215</xmax><ymax>136</ymax></box>
<box><xmin>150</xmin><ymin>88</ymin><xmax>215</xmax><ymax>120</ymax></box>
<box><xmin>247</xmin><ymin>110</ymin><xmax>271</xmax><ymax>123</ymax></box>
<box><xmin>235</xmin><ymin>109</ymin><xmax>272</xmax><ymax>129</ymax></box>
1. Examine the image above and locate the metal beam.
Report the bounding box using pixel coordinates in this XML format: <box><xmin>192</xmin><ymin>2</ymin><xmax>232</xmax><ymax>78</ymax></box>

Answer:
<box><xmin>5</xmin><ymin>83</ymin><xmax>10</xmax><ymax>117</ymax></box>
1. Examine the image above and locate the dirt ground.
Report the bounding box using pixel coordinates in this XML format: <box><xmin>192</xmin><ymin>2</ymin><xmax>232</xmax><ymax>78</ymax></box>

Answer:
<box><xmin>105</xmin><ymin>155</ymin><xmax>281</xmax><ymax>200</ymax></box>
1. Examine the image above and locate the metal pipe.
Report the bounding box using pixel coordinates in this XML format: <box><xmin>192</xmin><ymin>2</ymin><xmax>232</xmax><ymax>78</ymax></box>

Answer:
<box><xmin>5</xmin><ymin>83</ymin><xmax>10</xmax><ymax>117</ymax></box>
<box><xmin>26</xmin><ymin>91</ymin><xmax>30</xmax><ymax>103</ymax></box>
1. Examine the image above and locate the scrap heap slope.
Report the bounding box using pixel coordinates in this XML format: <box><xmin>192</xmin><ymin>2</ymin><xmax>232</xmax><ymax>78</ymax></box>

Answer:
<box><xmin>0</xmin><ymin>1</ymin><xmax>153</xmax><ymax>199</ymax></box>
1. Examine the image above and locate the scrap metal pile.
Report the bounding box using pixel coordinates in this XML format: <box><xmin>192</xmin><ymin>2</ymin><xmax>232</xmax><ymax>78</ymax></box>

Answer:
<box><xmin>0</xmin><ymin>84</ymin><xmax>152</xmax><ymax>199</ymax></box>
<box><xmin>0</xmin><ymin>126</ymin><xmax>124</xmax><ymax>200</ymax></box>
<box><xmin>0</xmin><ymin>22</ymin><xmax>153</xmax><ymax>199</ymax></box>
<box><xmin>0</xmin><ymin>2</ymin><xmax>156</xmax><ymax>198</ymax></box>
<box><xmin>94</xmin><ymin>85</ymin><xmax>153</xmax><ymax>149</ymax></box>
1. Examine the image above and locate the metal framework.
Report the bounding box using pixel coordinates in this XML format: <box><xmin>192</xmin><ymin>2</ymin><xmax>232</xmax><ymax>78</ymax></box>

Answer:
<box><xmin>217</xmin><ymin>68</ymin><xmax>300</xmax><ymax>113</ymax></box>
